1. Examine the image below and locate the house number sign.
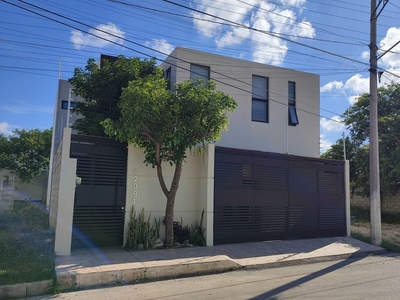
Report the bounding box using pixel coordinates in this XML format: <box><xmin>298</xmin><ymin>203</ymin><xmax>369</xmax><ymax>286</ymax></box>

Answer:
<box><xmin>132</xmin><ymin>168</ymin><xmax>138</xmax><ymax>205</ymax></box>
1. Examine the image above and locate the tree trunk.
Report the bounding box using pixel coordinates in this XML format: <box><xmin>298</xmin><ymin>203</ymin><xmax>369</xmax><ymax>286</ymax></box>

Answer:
<box><xmin>164</xmin><ymin>164</ymin><xmax>183</xmax><ymax>247</ymax></box>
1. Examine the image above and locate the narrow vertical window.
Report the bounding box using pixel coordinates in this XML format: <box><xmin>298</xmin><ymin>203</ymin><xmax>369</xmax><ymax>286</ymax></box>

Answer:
<box><xmin>252</xmin><ymin>76</ymin><xmax>268</xmax><ymax>122</ymax></box>
<box><xmin>165</xmin><ymin>67</ymin><xmax>172</xmax><ymax>90</ymax></box>
<box><xmin>288</xmin><ymin>81</ymin><xmax>299</xmax><ymax>126</ymax></box>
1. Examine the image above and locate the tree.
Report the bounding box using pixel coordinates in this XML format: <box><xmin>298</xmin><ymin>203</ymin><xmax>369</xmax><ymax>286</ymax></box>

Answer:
<box><xmin>321</xmin><ymin>137</ymin><xmax>369</xmax><ymax>195</ymax></box>
<box><xmin>323</xmin><ymin>82</ymin><xmax>400</xmax><ymax>196</ymax></box>
<box><xmin>102</xmin><ymin>69</ymin><xmax>237</xmax><ymax>247</ymax></box>
<box><xmin>0</xmin><ymin>128</ymin><xmax>52</xmax><ymax>183</ymax></box>
<box><xmin>69</xmin><ymin>55</ymin><xmax>157</xmax><ymax>136</ymax></box>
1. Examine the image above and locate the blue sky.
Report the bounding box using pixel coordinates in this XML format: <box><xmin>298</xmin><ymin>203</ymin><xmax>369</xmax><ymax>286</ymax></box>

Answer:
<box><xmin>1</xmin><ymin>0</ymin><xmax>400</xmax><ymax>153</ymax></box>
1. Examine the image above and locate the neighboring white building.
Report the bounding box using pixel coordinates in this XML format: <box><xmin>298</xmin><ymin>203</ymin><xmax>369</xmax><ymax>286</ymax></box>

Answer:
<box><xmin>53</xmin><ymin>79</ymin><xmax>81</xmax><ymax>149</ymax></box>
<box><xmin>161</xmin><ymin>47</ymin><xmax>320</xmax><ymax>158</ymax></box>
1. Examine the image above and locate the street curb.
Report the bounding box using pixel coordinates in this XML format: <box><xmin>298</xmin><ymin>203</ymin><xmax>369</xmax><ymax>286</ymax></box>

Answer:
<box><xmin>57</xmin><ymin>259</ymin><xmax>240</xmax><ymax>291</ymax></box>
<box><xmin>56</xmin><ymin>249</ymin><xmax>388</xmax><ymax>291</ymax></box>
<box><xmin>241</xmin><ymin>249</ymin><xmax>389</xmax><ymax>270</ymax></box>
<box><xmin>0</xmin><ymin>280</ymin><xmax>53</xmax><ymax>299</ymax></box>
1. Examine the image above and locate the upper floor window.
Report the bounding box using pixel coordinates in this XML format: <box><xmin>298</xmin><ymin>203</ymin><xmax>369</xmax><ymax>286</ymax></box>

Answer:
<box><xmin>288</xmin><ymin>81</ymin><xmax>299</xmax><ymax>126</ymax></box>
<box><xmin>61</xmin><ymin>100</ymin><xmax>77</xmax><ymax>110</ymax></box>
<box><xmin>252</xmin><ymin>75</ymin><xmax>268</xmax><ymax>123</ymax></box>
<box><xmin>190</xmin><ymin>64</ymin><xmax>210</xmax><ymax>80</ymax></box>
<box><xmin>165</xmin><ymin>67</ymin><xmax>172</xmax><ymax>90</ymax></box>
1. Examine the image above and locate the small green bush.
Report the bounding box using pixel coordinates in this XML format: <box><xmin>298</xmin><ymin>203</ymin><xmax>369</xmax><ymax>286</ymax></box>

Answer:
<box><xmin>126</xmin><ymin>208</ymin><xmax>160</xmax><ymax>250</ymax></box>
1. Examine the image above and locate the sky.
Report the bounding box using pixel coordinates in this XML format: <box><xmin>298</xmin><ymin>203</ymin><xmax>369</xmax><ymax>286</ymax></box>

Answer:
<box><xmin>1</xmin><ymin>0</ymin><xmax>400</xmax><ymax>154</ymax></box>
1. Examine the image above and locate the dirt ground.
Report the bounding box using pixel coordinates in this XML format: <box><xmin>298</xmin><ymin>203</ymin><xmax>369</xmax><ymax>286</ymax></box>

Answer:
<box><xmin>351</xmin><ymin>223</ymin><xmax>400</xmax><ymax>246</ymax></box>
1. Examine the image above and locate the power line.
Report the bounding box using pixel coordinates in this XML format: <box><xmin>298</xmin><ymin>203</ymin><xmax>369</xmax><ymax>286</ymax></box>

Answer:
<box><xmin>0</xmin><ymin>0</ymin><xmax>353</xmax><ymax>125</ymax></box>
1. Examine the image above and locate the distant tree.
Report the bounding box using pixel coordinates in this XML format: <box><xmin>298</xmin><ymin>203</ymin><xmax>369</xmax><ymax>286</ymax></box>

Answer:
<box><xmin>69</xmin><ymin>55</ymin><xmax>157</xmax><ymax>136</ymax></box>
<box><xmin>323</xmin><ymin>82</ymin><xmax>400</xmax><ymax>196</ymax></box>
<box><xmin>102</xmin><ymin>70</ymin><xmax>237</xmax><ymax>247</ymax></box>
<box><xmin>0</xmin><ymin>129</ymin><xmax>52</xmax><ymax>183</ymax></box>
<box><xmin>321</xmin><ymin>137</ymin><xmax>368</xmax><ymax>195</ymax></box>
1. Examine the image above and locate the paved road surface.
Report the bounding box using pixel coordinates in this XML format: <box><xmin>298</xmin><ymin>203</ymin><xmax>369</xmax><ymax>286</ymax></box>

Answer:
<box><xmin>27</xmin><ymin>254</ymin><xmax>400</xmax><ymax>300</ymax></box>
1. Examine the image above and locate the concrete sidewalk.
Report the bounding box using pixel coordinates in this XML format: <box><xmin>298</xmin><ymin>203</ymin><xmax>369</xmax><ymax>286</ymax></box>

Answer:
<box><xmin>56</xmin><ymin>237</ymin><xmax>386</xmax><ymax>290</ymax></box>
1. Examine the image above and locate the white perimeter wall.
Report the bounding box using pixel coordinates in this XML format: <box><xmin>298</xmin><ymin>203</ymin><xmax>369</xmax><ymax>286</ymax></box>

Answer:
<box><xmin>49</xmin><ymin>128</ymin><xmax>77</xmax><ymax>256</ymax></box>
<box><xmin>162</xmin><ymin>47</ymin><xmax>320</xmax><ymax>158</ymax></box>
<box><xmin>124</xmin><ymin>144</ymin><xmax>215</xmax><ymax>246</ymax></box>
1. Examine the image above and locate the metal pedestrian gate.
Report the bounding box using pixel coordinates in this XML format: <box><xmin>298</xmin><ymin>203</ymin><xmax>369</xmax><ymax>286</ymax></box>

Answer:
<box><xmin>70</xmin><ymin>135</ymin><xmax>127</xmax><ymax>249</ymax></box>
<box><xmin>214</xmin><ymin>147</ymin><xmax>346</xmax><ymax>245</ymax></box>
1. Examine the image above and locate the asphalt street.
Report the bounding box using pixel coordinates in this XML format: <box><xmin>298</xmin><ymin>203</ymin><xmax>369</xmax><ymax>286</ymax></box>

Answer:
<box><xmin>26</xmin><ymin>253</ymin><xmax>400</xmax><ymax>300</ymax></box>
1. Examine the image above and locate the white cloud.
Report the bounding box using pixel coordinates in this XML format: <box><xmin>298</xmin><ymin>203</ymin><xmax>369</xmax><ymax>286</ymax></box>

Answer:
<box><xmin>348</xmin><ymin>95</ymin><xmax>359</xmax><ymax>105</ymax></box>
<box><xmin>191</xmin><ymin>0</ymin><xmax>314</xmax><ymax>66</ymax></box>
<box><xmin>3</xmin><ymin>102</ymin><xmax>53</xmax><ymax>115</ymax></box>
<box><xmin>380</xmin><ymin>68</ymin><xmax>400</xmax><ymax>85</ymax></box>
<box><xmin>281</xmin><ymin>0</ymin><xmax>306</xmax><ymax>5</ymax></box>
<box><xmin>343</xmin><ymin>74</ymin><xmax>369</xmax><ymax>95</ymax></box>
<box><xmin>215</xmin><ymin>22</ymin><xmax>251</xmax><ymax>48</ymax></box>
<box><xmin>70</xmin><ymin>23</ymin><xmax>125</xmax><ymax>50</ymax></box>
<box><xmin>320</xmin><ymin>134</ymin><xmax>332</xmax><ymax>153</ymax></box>
<box><xmin>320</xmin><ymin>80</ymin><xmax>343</xmax><ymax>93</ymax></box>
<box><xmin>0</xmin><ymin>122</ymin><xmax>17</xmax><ymax>136</ymax></box>
<box><xmin>341</xmin><ymin>74</ymin><xmax>369</xmax><ymax>104</ymax></box>
<box><xmin>361</xmin><ymin>50</ymin><xmax>369</xmax><ymax>59</ymax></box>
<box><xmin>320</xmin><ymin>116</ymin><xmax>345</xmax><ymax>132</ymax></box>
<box><xmin>146</xmin><ymin>39</ymin><xmax>174</xmax><ymax>56</ymax></box>
<box><xmin>379</xmin><ymin>27</ymin><xmax>400</xmax><ymax>69</ymax></box>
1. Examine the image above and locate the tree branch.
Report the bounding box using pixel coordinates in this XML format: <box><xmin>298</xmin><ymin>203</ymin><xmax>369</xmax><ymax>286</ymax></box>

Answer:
<box><xmin>155</xmin><ymin>142</ymin><xmax>169</xmax><ymax>197</ymax></box>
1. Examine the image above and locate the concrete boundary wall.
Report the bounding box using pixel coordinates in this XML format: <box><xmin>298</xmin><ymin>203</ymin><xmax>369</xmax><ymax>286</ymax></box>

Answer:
<box><xmin>351</xmin><ymin>192</ymin><xmax>400</xmax><ymax>214</ymax></box>
<box><xmin>49</xmin><ymin>128</ymin><xmax>77</xmax><ymax>256</ymax></box>
<box><xmin>124</xmin><ymin>144</ymin><xmax>215</xmax><ymax>246</ymax></box>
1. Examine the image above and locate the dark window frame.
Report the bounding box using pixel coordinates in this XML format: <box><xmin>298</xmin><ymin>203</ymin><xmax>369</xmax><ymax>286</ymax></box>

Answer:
<box><xmin>190</xmin><ymin>64</ymin><xmax>210</xmax><ymax>80</ymax></box>
<box><xmin>288</xmin><ymin>81</ymin><xmax>299</xmax><ymax>126</ymax></box>
<box><xmin>252</xmin><ymin>75</ymin><xmax>269</xmax><ymax>123</ymax></box>
<box><xmin>165</xmin><ymin>67</ymin><xmax>172</xmax><ymax>90</ymax></box>
<box><xmin>61</xmin><ymin>100</ymin><xmax>77</xmax><ymax>110</ymax></box>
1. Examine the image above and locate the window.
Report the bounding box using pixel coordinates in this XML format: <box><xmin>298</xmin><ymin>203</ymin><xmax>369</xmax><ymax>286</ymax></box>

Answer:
<box><xmin>190</xmin><ymin>64</ymin><xmax>210</xmax><ymax>80</ymax></box>
<box><xmin>252</xmin><ymin>76</ymin><xmax>268</xmax><ymax>122</ymax></box>
<box><xmin>61</xmin><ymin>100</ymin><xmax>77</xmax><ymax>110</ymax></box>
<box><xmin>288</xmin><ymin>81</ymin><xmax>299</xmax><ymax>126</ymax></box>
<box><xmin>165</xmin><ymin>67</ymin><xmax>172</xmax><ymax>90</ymax></box>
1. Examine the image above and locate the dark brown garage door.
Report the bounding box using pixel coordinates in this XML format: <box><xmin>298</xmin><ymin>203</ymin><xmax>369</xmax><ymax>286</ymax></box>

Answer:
<box><xmin>214</xmin><ymin>147</ymin><xmax>346</xmax><ymax>245</ymax></box>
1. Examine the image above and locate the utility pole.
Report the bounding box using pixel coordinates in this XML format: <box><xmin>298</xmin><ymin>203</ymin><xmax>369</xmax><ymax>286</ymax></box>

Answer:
<box><xmin>369</xmin><ymin>0</ymin><xmax>382</xmax><ymax>246</ymax></box>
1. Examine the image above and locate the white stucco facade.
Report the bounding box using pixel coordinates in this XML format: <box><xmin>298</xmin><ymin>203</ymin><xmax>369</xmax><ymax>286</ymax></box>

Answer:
<box><xmin>161</xmin><ymin>47</ymin><xmax>320</xmax><ymax>158</ymax></box>
<box><xmin>124</xmin><ymin>144</ymin><xmax>215</xmax><ymax>246</ymax></box>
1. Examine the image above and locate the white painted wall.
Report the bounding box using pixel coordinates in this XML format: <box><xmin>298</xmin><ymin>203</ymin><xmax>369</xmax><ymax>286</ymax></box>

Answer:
<box><xmin>50</xmin><ymin>128</ymin><xmax>77</xmax><ymax>256</ymax></box>
<box><xmin>161</xmin><ymin>47</ymin><xmax>320</xmax><ymax>158</ymax></box>
<box><xmin>124</xmin><ymin>144</ymin><xmax>215</xmax><ymax>246</ymax></box>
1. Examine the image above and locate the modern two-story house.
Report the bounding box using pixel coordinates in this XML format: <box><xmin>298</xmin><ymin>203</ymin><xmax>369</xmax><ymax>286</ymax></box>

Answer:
<box><xmin>49</xmin><ymin>48</ymin><xmax>348</xmax><ymax>255</ymax></box>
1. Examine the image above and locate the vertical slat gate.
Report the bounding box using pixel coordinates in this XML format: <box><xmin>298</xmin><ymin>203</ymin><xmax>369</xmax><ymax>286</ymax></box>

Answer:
<box><xmin>214</xmin><ymin>147</ymin><xmax>346</xmax><ymax>245</ymax></box>
<box><xmin>70</xmin><ymin>135</ymin><xmax>127</xmax><ymax>249</ymax></box>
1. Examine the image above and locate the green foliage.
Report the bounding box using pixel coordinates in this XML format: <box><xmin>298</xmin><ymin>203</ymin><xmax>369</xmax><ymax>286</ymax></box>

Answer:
<box><xmin>0</xmin><ymin>128</ymin><xmax>51</xmax><ymax>183</ymax></box>
<box><xmin>189</xmin><ymin>209</ymin><xmax>206</xmax><ymax>246</ymax></box>
<box><xmin>350</xmin><ymin>205</ymin><xmax>370</xmax><ymax>224</ymax></box>
<box><xmin>69</xmin><ymin>56</ymin><xmax>157</xmax><ymax>136</ymax></box>
<box><xmin>323</xmin><ymin>83</ymin><xmax>400</xmax><ymax>196</ymax></box>
<box><xmin>102</xmin><ymin>72</ymin><xmax>237</xmax><ymax>167</ymax></box>
<box><xmin>173</xmin><ymin>210</ymin><xmax>206</xmax><ymax>246</ymax></box>
<box><xmin>102</xmin><ymin>69</ymin><xmax>236</xmax><ymax>246</ymax></box>
<box><xmin>0</xmin><ymin>201</ymin><xmax>55</xmax><ymax>286</ymax></box>
<box><xmin>126</xmin><ymin>208</ymin><xmax>160</xmax><ymax>250</ymax></box>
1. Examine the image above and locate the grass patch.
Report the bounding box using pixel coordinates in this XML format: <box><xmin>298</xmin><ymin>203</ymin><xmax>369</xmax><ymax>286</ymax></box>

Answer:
<box><xmin>351</xmin><ymin>231</ymin><xmax>400</xmax><ymax>253</ymax></box>
<box><xmin>381</xmin><ymin>240</ymin><xmax>400</xmax><ymax>253</ymax></box>
<box><xmin>351</xmin><ymin>231</ymin><xmax>370</xmax><ymax>243</ymax></box>
<box><xmin>0</xmin><ymin>201</ymin><xmax>55</xmax><ymax>286</ymax></box>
